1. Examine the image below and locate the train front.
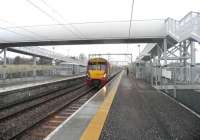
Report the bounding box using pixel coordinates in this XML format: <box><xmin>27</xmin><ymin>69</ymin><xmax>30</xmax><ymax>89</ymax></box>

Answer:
<box><xmin>86</xmin><ymin>58</ymin><xmax>109</xmax><ymax>86</ymax></box>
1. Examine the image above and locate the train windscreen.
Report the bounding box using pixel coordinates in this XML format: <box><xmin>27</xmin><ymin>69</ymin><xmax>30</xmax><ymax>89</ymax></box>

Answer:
<box><xmin>88</xmin><ymin>62</ymin><xmax>107</xmax><ymax>70</ymax></box>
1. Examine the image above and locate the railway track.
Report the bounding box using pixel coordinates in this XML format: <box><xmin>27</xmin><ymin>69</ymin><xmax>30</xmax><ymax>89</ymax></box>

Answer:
<box><xmin>0</xmin><ymin>72</ymin><xmax>119</xmax><ymax>140</ymax></box>
<box><xmin>0</xmin><ymin>83</ymin><xmax>85</xmax><ymax>121</ymax></box>
<box><xmin>19</xmin><ymin>90</ymin><xmax>95</xmax><ymax>140</ymax></box>
<box><xmin>0</xmin><ymin>82</ymin><xmax>96</xmax><ymax>140</ymax></box>
<box><xmin>0</xmin><ymin>76</ymin><xmax>85</xmax><ymax>110</ymax></box>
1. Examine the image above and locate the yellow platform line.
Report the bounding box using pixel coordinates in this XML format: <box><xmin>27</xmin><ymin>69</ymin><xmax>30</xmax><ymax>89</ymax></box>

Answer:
<box><xmin>80</xmin><ymin>72</ymin><xmax>123</xmax><ymax>140</ymax></box>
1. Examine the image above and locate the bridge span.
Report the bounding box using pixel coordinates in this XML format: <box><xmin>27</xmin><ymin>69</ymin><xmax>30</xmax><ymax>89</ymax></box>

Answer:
<box><xmin>0</xmin><ymin>12</ymin><xmax>199</xmax><ymax>48</ymax></box>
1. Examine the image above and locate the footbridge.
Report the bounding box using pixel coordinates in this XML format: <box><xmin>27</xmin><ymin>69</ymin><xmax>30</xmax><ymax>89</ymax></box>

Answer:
<box><xmin>135</xmin><ymin>12</ymin><xmax>200</xmax><ymax>92</ymax></box>
<box><xmin>6</xmin><ymin>47</ymin><xmax>84</xmax><ymax>64</ymax></box>
<box><xmin>0</xmin><ymin>47</ymin><xmax>85</xmax><ymax>67</ymax></box>
<box><xmin>138</xmin><ymin>12</ymin><xmax>200</xmax><ymax>61</ymax></box>
<box><xmin>0</xmin><ymin>12</ymin><xmax>199</xmax><ymax>48</ymax></box>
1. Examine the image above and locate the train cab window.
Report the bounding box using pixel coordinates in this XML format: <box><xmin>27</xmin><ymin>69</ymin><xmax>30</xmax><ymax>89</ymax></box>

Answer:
<box><xmin>100</xmin><ymin>64</ymin><xmax>106</xmax><ymax>70</ymax></box>
<box><xmin>88</xmin><ymin>63</ymin><xmax>107</xmax><ymax>70</ymax></box>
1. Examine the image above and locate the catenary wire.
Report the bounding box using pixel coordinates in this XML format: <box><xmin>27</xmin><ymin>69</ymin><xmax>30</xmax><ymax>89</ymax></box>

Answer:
<box><xmin>26</xmin><ymin>0</ymin><xmax>83</xmax><ymax>39</ymax></box>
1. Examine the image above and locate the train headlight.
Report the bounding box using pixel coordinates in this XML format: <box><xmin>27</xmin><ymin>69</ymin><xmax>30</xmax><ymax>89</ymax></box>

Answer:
<box><xmin>86</xmin><ymin>73</ymin><xmax>90</xmax><ymax>78</ymax></box>
<box><xmin>103</xmin><ymin>73</ymin><xmax>107</xmax><ymax>78</ymax></box>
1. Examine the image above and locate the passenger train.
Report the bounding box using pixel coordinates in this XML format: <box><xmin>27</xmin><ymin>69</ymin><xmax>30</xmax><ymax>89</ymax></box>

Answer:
<box><xmin>86</xmin><ymin>57</ymin><xmax>110</xmax><ymax>86</ymax></box>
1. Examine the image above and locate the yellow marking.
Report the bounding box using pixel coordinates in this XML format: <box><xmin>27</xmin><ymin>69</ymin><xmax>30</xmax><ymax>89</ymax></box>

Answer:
<box><xmin>89</xmin><ymin>70</ymin><xmax>105</xmax><ymax>79</ymax></box>
<box><xmin>80</xmin><ymin>72</ymin><xmax>123</xmax><ymax>140</ymax></box>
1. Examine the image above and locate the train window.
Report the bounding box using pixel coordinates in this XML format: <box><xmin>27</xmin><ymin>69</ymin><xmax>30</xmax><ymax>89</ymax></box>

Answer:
<box><xmin>89</xmin><ymin>65</ymin><xmax>100</xmax><ymax>70</ymax></box>
<box><xmin>100</xmin><ymin>64</ymin><xmax>106</xmax><ymax>70</ymax></box>
<box><xmin>88</xmin><ymin>63</ymin><xmax>107</xmax><ymax>70</ymax></box>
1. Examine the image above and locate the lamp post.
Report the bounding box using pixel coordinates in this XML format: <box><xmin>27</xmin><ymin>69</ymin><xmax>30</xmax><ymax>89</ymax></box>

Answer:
<box><xmin>52</xmin><ymin>46</ymin><xmax>55</xmax><ymax>66</ymax></box>
<box><xmin>138</xmin><ymin>44</ymin><xmax>140</xmax><ymax>57</ymax></box>
<box><xmin>137</xmin><ymin>44</ymin><xmax>141</xmax><ymax>79</ymax></box>
<box><xmin>52</xmin><ymin>46</ymin><xmax>55</xmax><ymax>76</ymax></box>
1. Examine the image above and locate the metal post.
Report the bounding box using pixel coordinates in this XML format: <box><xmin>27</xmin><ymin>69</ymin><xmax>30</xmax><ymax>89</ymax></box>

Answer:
<box><xmin>72</xmin><ymin>64</ymin><xmax>75</xmax><ymax>75</ymax></box>
<box><xmin>190</xmin><ymin>41</ymin><xmax>196</xmax><ymax>83</ymax></box>
<box><xmin>153</xmin><ymin>57</ymin><xmax>156</xmax><ymax>86</ymax></box>
<box><xmin>52</xmin><ymin>59</ymin><xmax>55</xmax><ymax>66</ymax></box>
<box><xmin>183</xmin><ymin>41</ymin><xmax>187</xmax><ymax>82</ymax></box>
<box><xmin>131</xmin><ymin>54</ymin><xmax>133</xmax><ymax>64</ymax></box>
<box><xmin>3</xmin><ymin>48</ymin><xmax>7</xmax><ymax>79</ymax></box>
<box><xmin>163</xmin><ymin>38</ymin><xmax>167</xmax><ymax>66</ymax></box>
<box><xmin>51</xmin><ymin>59</ymin><xmax>55</xmax><ymax>76</ymax></box>
<box><xmin>33</xmin><ymin>56</ymin><xmax>37</xmax><ymax>77</ymax></box>
<box><xmin>179</xmin><ymin>43</ymin><xmax>184</xmax><ymax>81</ymax></box>
<box><xmin>190</xmin><ymin>41</ymin><xmax>196</xmax><ymax>66</ymax></box>
<box><xmin>150</xmin><ymin>56</ymin><xmax>153</xmax><ymax>85</ymax></box>
<box><xmin>173</xmin><ymin>68</ymin><xmax>177</xmax><ymax>98</ymax></box>
<box><xmin>157</xmin><ymin>44</ymin><xmax>161</xmax><ymax>85</ymax></box>
<box><xmin>173</xmin><ymin>86</ymin><xmax>177</xmax><ymax>98</ymax></box>
<box><xmin>138</xmin><ymin>45</ymin><xmax>140</xmax><ymax>57</ymax></box>
<box><xmin>3</xmin><ymin>48</ymin><xmax>7</xmax><ymax>65</ymax></box>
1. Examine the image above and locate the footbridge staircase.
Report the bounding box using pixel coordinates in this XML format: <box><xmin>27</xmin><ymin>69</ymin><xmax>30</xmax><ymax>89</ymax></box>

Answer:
<box><xmin>166</xmin><ymin>12</ymin><xmax>200</xmax><ymax>43</ymax></box>
<box><xmin>136</xmin><ymin>12</ymin><xmax>200</xmax><ymax>89</ymax></box>
<box><xmin>139</xmin><ymin>11</ymin><xmax>200</xmax><ymax>61</ymax></box>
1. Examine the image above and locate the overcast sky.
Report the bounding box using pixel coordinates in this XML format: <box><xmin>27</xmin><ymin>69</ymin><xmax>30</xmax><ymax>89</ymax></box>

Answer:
<box><xmin>0</xmin><ymin>0</ymin><xmax>200</xmax><ymax>63</ymax></box>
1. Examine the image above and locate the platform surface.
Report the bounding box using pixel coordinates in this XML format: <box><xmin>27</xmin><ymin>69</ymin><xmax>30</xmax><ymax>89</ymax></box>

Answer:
<box><xmin>0</xmin><ymin>75</ymin><xmax>85</xmax><ymax>93</ymax></box>
<box><xmin>45</xmin><ymin>72</ymin><xmax>200</xmax><ymax>140</ymax></box>
<box><xmin>100</xmin><ymin>74</ymin><xmax>200</xmax><ymax>140</ymax></box>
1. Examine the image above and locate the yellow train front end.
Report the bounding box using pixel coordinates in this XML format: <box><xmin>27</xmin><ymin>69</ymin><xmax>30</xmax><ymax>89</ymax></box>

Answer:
<box><xmin>86</xmin><ymin>58</ymin><xmax>109</xmax><ymax>87</ymax></box>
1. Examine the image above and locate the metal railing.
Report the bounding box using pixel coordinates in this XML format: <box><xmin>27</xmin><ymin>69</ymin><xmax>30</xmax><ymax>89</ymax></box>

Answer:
<box><xmin>165</xmin><ymin>12</ymin><xmax>200</xmax><ymax>42</ymax></box>
<box><xmin>8</xmin><ymin>47</ymin><xmax>85</xmax><ymax>65</ymax></box>
<box><xmin>0</xmin><ymin>64</ymin><xmax>86</xmax><ymax>80</ymax></box>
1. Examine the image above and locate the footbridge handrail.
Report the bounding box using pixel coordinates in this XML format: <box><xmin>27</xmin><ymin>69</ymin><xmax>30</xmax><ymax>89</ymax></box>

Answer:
<box><xmin>165</xmin><ymin>11</ymin><xmax>200</xmax><ymax>42</ymax></box>
<box><xmin>7</xmin><ymin>47</ymin><xmax>86</xmax><ymax>65</ymax></box>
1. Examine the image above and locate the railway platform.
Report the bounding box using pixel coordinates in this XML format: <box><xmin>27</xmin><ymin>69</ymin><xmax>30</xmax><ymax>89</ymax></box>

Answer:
<box><xmin>0</xmin><ymin>75</ymin><xmax>85</xmax><ymax>93</ymax></box>
<box><xmin>46</xmin><ymin>71</ymin><xmax>200</xmax><ymax>140</ymax></box>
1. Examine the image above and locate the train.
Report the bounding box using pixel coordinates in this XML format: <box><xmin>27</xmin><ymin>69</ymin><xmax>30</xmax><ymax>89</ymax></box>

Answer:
<box><xmin>86</xmin><ymin>57</ymin><xmax>110</xmax><ymax>86</ymax></box>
